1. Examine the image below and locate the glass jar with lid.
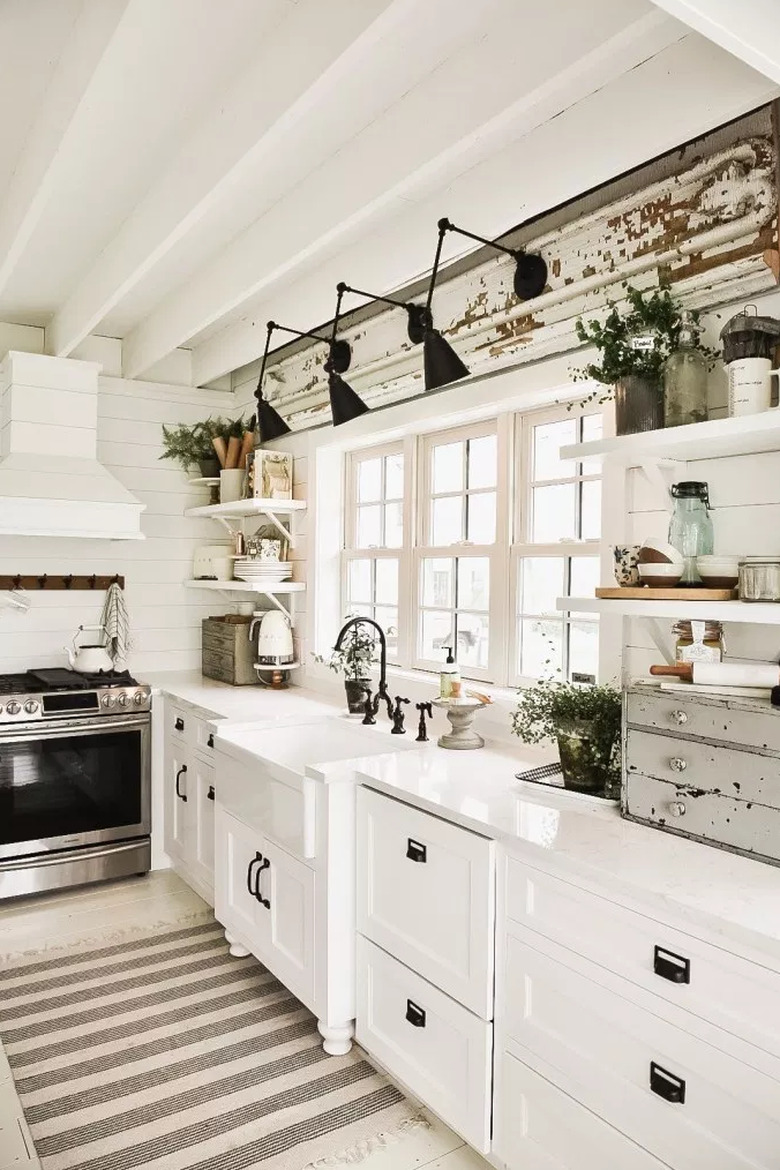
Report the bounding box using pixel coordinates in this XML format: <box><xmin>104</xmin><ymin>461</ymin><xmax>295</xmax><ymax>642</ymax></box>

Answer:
<box><xmin>668</xmin><ymin>481</ymin><xmax>714</xmax><ymax>584</ymax></box>
<box><xmin>672</xmin><ymin>619</ymin><xmax>724</xmax><ymax>663</ymax></box>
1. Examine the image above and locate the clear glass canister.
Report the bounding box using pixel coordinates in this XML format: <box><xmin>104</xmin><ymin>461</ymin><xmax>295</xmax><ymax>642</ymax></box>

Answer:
<box><xmin>738</xmin><ymin>559</ymin><xmax>780</xmax><ymax>602</ymax></box>
<box><xmin>672</xmin><ymin>619</ymin><xmax>724</xmax><ymax>663</ymax></box>
<box><xmin>668</xmin><ymin>481</ymin><xmax>714</xmax><ymax>584</ymax></box>
<box><xmin>663</xmin><ymin>311</ymin><xmax>708</xmax><ymax>427</ymax></box>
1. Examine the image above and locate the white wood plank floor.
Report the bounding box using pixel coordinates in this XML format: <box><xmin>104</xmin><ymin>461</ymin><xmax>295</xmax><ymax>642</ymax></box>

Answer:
<box><xmin>0</xmin><ymin>872</ymin><xmax>491</xmax><ymax>1170</ymax></box>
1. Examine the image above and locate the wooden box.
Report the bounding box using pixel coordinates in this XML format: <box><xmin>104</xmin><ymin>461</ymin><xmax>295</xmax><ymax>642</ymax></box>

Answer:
<box><xmin>201</xmin><ymin>615</ymin><xmax>257</xmax><ymax>686</ymax></box>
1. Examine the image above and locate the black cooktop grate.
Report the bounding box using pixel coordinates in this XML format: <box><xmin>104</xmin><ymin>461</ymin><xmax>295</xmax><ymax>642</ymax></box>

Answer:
<box><xmin>0</xmin><ymin>668</ymin><xmax>140</xmax><ymax>695</ymax></box>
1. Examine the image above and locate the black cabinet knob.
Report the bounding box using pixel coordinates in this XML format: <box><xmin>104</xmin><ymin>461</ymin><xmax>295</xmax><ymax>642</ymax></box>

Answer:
<box><xmin>650</xmin><ymin>1062</ymin><xmax>686</xmax><ymax>1104</ymax></box>
<box><xmin>405</xmin><ymin>999</ymin><xmax>426</xmax><ymax>1028</ymax></box>
<box><xmin>175</xmin><ymin>717</ymin><xmax>184</xmax><ymax>731</ymax></box>
<box><xmin>654</xmin><ymin>945</ymin><xmax>690</xmax><ymax>984</ymax></box>
<box><xmin>406</xmin><ymin>838</ymin><xmax>427</xmax><ymax>863</ymax></box>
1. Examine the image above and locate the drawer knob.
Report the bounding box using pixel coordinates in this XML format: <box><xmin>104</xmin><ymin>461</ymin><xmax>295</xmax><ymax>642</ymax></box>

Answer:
<box><xmin>669</xmin><ymin>709</ymin><xmax>688</xmax><ymax>726</ymax></box>
<box><xmin>650</xmin><ymin>1062</ymin><xmax>685</xmax><ymax>1105</ymax></box>
<box><xmin>406</xmin><ymin>839</ymin><xmax>427</xmax><ymax>863</ymax></box>
<box><xmin>405</xmin><ymin>999</ymin><xmax>426</xmax><ymax>1028</ymax></box>
<box><xmin>668</xmin><ymin>801</ymin><xmax>687</xmax><ymax>817</ymax></box>
<box><xmin>175</xmin><ymin>717</ymin><xmax>185</xmax><ymax>731</ymax></box>
<box><xmin>653</xmin><ymin>945</ymin><xmax>690</xmax><ymax>984</ymax></box>
<box><xmin>669</xmin><ymin>757</ymin><xmax>687</xmax><ymax>773</ymax></box>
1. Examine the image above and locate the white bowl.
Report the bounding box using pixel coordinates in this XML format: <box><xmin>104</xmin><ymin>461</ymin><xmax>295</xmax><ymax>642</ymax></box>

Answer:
<box><xmin>696</xmin><ymin>556</ymin><xmax>740</xmax><ymax>570</ymax></box>
<box><xmin>638</xmin><ymin>563</ymin><xmax>683</xmax><ymax>587</ymax></box>
<box><xmin>637</xmin><ymin>539</ymin><xmax>684</xmax><ymax>567</ymax></box>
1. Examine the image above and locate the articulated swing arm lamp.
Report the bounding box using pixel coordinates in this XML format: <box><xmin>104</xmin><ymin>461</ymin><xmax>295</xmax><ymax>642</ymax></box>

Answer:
<box><xmin>437</xmin><ymin>217</ymin><xmax>548</xmax><ymax>301</ymax></box>
<box><xmin>336</xmin><ymin>281</ymin><xmax>431</xmax><ymax>345</ymax></box>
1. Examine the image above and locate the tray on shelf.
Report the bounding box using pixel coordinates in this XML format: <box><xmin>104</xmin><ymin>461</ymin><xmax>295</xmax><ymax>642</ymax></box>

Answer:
<box><xmin>595</xmin><ymin>587</ymin><xmax>738</xmax><ymax>601</ymax></box>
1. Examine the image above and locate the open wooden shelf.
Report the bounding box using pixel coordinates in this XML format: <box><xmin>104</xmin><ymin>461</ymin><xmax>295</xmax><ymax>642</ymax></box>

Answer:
<box><xmin>185</xmin><ymin>580</ymin><xmax>305</xmax><ymax>594</ymax></box>
<box><xmin>557</xmin><ymin>596</ymin><xmax>780</xmax><ymax>623</ymax></box>
<box><xmin>184</xmin><ymin>498</ymin><xmax>306</xmax><ymax>520</ymax></box>
<box><xmin>559</xmin><ymin>413</ymin><xmax>780</xmax><ymax>466</ymax></box>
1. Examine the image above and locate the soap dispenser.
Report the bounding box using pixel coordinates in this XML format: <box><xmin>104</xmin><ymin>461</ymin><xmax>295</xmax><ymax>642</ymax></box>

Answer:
<box><xmin>440</xmin><ymin>646</ymin><xmax>459</xmax><ymax>699</ymax></box>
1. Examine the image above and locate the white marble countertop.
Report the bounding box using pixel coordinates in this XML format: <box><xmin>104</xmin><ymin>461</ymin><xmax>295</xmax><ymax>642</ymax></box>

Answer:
<box><xmin>144</xmin><ymin>672</ymin><xmax>780</xmax><ymax>968</ymax></box>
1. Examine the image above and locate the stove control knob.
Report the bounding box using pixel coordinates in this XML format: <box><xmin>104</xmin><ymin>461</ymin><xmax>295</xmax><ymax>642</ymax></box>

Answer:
<box><xmin>5</xmin><ymin>700</ymin><xmax>21</xmax><ymax>715</ymax></box>
<box><xmin>116</xmin><ymin>692</ymin><xmax>128</xmax><ymax>708</ymax></box>
<box><xmin>133</xmin><ymin>691</ymin><xmax>145</xmax><ymax>706</ymax></box>
<box><xmin>23</xmin><ymin>699</ymin><xmax>39</xmax><ymax>715</ymax></box>
<box><xmin>101</xmin><ymin>694</ymin><xmax>115</xmax><ymax>708</ymax></box>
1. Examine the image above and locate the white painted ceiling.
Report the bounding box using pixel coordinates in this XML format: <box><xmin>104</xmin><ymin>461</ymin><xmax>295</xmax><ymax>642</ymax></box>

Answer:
<box><xmin>0</xmin><ymin>0</ymin><xmax>776</xmax><ymax>386</ymax></box>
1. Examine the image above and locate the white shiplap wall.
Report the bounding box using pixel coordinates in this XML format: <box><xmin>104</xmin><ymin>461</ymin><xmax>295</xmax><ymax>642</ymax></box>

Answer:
<box><xmin>0</xmin><ymin>376</ymin><xmax>235</xmax><ymax>676</ymax></box>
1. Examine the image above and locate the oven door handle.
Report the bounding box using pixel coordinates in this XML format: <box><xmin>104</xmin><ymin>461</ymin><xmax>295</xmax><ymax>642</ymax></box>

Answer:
<box><xmin>0</xmin><ymin>716</ymin><xmax>150</xmax><ymax>742</ymax></box>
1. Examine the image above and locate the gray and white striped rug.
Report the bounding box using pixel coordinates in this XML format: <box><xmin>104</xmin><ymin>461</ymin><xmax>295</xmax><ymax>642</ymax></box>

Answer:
<box><xmin>0</xmin><ymin>918</ymin><xmax>424</xmax><ymax>1170</ymax></box>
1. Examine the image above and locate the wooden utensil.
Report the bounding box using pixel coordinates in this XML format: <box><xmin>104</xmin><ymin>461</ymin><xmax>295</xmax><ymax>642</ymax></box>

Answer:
<box><xmin>650</xmin><ymin>662</ymin><xmax>780</xmax><ymax>687</ymax></box>
<box><xmin>212</xmin><ymin>436</ymin><xmax>228</xmax><ymax>468</ymax></box>
<box><xmin>225</xmin><ymin>436</ymin><xmax>242</xmax><ymax>469</ymax></box>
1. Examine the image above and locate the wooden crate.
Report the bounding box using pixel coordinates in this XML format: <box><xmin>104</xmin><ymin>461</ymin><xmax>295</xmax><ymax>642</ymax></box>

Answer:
<box><xmin>201</xmin><ymin>615</ymin><xmax>257</xmax><ymax>686</ymax></box>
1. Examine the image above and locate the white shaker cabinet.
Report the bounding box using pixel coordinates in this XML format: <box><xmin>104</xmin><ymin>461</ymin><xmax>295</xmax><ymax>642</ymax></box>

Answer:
<box><xmin>162</xmin><ymin>698</ymin><xmax>218</xmax><ymax>904</ymax></box>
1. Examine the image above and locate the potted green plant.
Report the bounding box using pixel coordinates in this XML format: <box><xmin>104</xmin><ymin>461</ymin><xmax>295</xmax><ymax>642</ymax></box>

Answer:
<box><xmin>159</xmin><ymin>415</ymin><xmax>246</xmax><ymax>477</ymax></box>
<box><xmin>573</xmin><ymin>285</ymin><xmax>708</xmax><ymax>436</ymax></box>
<box><xmin>511</xmin><ymin>678</ymin><xmax>622</xmax><ymax>797</ymax></box>
<box><xmin>315</xmin><ymin>624</ymin><xmax>379</xmax><ymax>714</ymax></box>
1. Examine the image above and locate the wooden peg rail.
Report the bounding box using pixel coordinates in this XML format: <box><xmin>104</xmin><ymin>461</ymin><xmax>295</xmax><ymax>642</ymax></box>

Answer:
<box><xmin>0</xmin><ymin>574</ymin><xmax>125</xmax><ymax>591</ymax></box>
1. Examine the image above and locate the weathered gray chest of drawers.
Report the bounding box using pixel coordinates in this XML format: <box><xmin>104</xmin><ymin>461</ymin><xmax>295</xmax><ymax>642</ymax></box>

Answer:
<box><xmin>622</xmin><ymin>685</ymin><xmax>780</xmax><ymax>866</ymax></box>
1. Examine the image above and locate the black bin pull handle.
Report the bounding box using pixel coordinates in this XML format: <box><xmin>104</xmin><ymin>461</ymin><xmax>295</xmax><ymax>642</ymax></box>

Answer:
<box><xmin>175</xmin><ymin>716</ymin><xmax>185</xmax><ymax>731</ymax></box>
<box><xmin>405</xmin><ymin>999</ymin><xmax>426</xmax><ymax>1028</ymax></box>
<box><xmin>207</xmin><ymin>785</ymin><xmax>215</xmax><ymax>801</ymax></box>
<box><xmin>650</xmin><ymin>1062</ymin><xmax>686</xmax><ymax>1104</ymax></box>
<box><xmin>654</xmin><ymin>945</ymin><xmax>690</xmax><ymax>985</ymax></box>
<box><xmin>255</xmin><ymin>858</ymin><xmax>271</xmax><ymax>909</ymax></box>
<box><xmin>406</xmin><ymin>838</ymin><xmax>427</xmax><ymax>863</ymax></box>
<box><xmin>175</xmin><ymin>765</ymin><xmax>187</xmax><ymax>802</ymax></box>
<box><xmin>246</xmin><ymin>852</ymin><xmax>262</xmax><ymax>898</ymax></box>
<box><xmin>207</xmin><ymin>733</ymin><xmax>215</xmax><ymax>748</ymax></box>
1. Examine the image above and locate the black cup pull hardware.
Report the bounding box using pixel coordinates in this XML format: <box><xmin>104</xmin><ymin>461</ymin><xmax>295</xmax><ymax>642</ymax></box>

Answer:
<box><xmin>254</xmin><ymin>858</ymin><xmax>271</xmax><ymax>909</ymax></box>
<box><xmin>654</xmin><ymin>945</ymin><xmax>690</xmax><ymax>984</ymax></box>
<box><xmin>650</xmin><ymin>1062</ymin><xmax>686</xmax><ymax>1104</ymax></box>
<box><xmin>207</xmin><ymin>786</ymin><xmax>215</xmax><ymax>801</ymax></box>
<box><xmin>246</xmin><ymin>852</ymin><xmax>262</xmax><ymax>898</ymax></box>
<box><xmin>406</xmin><ymin>838</ymin><xmax>427</xmax><ymax>863</ymax></box>
<box><xmin>175</xmin><ymin>717</ymin><xmax>185</xmax><ymax>731</ymax></box>
<box><xmin>405</xmin><ymin>999</ymin><xmax>426</xmax><ymax>1028</ymax></box>
<box><xmin>207</xmin><ymin>733</ymin><xmax>215</xmax><ymax>748</ymax></box>
<box><xmin>175</xmin><ymin>765</ymin><xmax>187</xmax><ymax>802</ymax></box>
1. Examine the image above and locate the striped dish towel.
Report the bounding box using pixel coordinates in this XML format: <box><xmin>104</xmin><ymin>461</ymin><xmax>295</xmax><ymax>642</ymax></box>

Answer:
<box><xmin>100</xmin><ymin>582</ymin><xmax>130</xmax><ymax>669</ymax></box>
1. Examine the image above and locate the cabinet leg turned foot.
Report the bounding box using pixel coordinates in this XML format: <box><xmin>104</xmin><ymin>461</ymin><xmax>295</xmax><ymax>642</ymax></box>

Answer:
<box><xmin>224</xmin><ymin>930</ymin><xmax>235</xmax><ymax>945</ymax></box>
<box><xmin>318</xmin><ymin>1020</ymin><xmax>354</xmax><ymax>1056</ymax></box>
<box><xmin>226</xmin><ymin>931</ymin><xmax>250</xmax><ymax>958</ymax></box>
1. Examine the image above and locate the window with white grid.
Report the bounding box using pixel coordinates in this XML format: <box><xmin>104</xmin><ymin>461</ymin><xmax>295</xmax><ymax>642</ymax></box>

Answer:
<box><xmin>513</xmin><ymin>411</ymin><xmax>602</xmax><ymax>684</ymax></box>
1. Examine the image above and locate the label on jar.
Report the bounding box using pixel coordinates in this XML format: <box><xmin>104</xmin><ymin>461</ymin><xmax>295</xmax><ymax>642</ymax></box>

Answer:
<box><xmin>676</xmin><ymin>619</ymin><xmax>723</xmax><ymax>663</ymax></box>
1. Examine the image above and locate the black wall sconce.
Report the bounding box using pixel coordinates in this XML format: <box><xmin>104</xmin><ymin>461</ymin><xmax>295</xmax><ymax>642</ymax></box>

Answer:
<box><xmin>327</xmin><ymin>286</ymin><xmax>370</xmax><ymax>425</ymax></box>
<box><xmin>439</xmin><ymin>217</ymin><xmax>548</xmax><ymax>301</ymax></box>
<box><xmin>260</xmin><ymin>314</ymin><xmax>366</xmax><ymax>429</ymax></box>
<box><xmin>254</xmin><ymin>323</ymin><xmax>291</xmax><ymax>441</ymax></box>
<box><xmin>422</xmin><ymin>220</ymin><xmax>471</xmax><ymax>391</ymax></box>
<box><xmin>337</xmin><ymin>282</ymin><xmax>431</xmax><ymax>344</ymax></box>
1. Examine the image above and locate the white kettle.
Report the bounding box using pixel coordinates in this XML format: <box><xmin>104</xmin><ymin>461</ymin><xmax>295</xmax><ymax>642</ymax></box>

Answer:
<box><xmin>65</xmin><ymin>625</ymin><xmax>114</xmax><ymax>674</ymax></box>
<box><xmin>250</xmin><ymin>610</ymin><xmax>295</xmax><ymax>665</ymax></box>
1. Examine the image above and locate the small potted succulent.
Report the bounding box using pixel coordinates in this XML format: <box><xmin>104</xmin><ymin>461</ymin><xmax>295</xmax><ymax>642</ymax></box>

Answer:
<box><xmin>315</xmin><ymin>623</ymin><xmax>379</xmax><ymax>714</ymax></box>
<box><xmin>511</xmin><ymin>678</ymin><xmax>622</xmax><ymax>797</ymax></box>
<box><xmin>573</xmin><ymin>284</ymin><xmax>709</xmax><ymax>436</ymax></box>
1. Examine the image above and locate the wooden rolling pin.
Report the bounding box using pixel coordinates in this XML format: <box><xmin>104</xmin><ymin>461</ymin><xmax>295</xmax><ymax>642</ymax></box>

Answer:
<box><xmin>650</xmin><ymin>662</ymin><xmax>780</xmax><ymax>687</ymax></box>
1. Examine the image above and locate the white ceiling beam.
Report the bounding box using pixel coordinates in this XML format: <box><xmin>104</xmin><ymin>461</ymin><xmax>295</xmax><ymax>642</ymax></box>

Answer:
<box><xmin>648</xmin><ymin>0</ymin><xmax>780</xmax><ymax>83</ymax></box>
<box><xmin>127</xmin><ymin>7</ymin><xmax>683</xmax><ymax>385</ymax></box>
<box><xmin>0</xmin><ymin>0</ymin><xmax>131</xmax><ymax>300</ymax></box>
<box><xmin>47</xmin><ymin>0</ymin><xmax>440</xmax><ymax>362</ymax></box>
<box><xmin>191</xmin><ymin>28</ymin><xmax>776</xmax><ymax>387</ymax></box>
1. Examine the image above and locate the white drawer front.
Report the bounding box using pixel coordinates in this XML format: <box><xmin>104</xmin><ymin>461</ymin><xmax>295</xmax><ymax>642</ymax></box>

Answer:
<box><xmin>504</xmin><ymin>936</ymin><xmax>780</xmax><ymax>1170</ymax></box>
<box><xmin>356</xmin><ymin>787</ymin><xmax>494</xmax><ymax>1018</ymax></box>
<box><xmin>624</xmin><ymin>772</ymin><xmax>780</xmax><ymax>865</ymax></box>
<box><xmin>505</xmin><ymin>856</ymin><xmax>780</xmax><ymax>1061</ymax></box>
<box><xmin>626</xmin><ymin>729</ymin><xmax>779</xmax><ymax>806</ymax></box>
<box><xmin>356</xmin><ymin>936</ymin><xmax>492</xmax><ymax>1153</ymax></box>
<box><xmin>626</xmin><ymin>690</ymin><xmax>780</xmax><ymax>753</ymax></box>
<box><xmin>494</xmin><ymin>1051</ymin><xmax>668</xmax><ymax>1170</ymax></box>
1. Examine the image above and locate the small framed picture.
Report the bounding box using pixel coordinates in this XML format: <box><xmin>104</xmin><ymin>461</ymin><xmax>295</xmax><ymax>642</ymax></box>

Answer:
<box><xmin>245</xmin><ymin>450</ymin><xmax>293</xmax><ymax>499</ymax></box>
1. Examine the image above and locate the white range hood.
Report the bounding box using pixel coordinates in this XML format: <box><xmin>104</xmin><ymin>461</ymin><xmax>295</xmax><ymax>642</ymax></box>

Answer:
<box><xmin>0</xmin><ymin>351</ymin><xmax>145</xmax><ymax>540</ymax></box>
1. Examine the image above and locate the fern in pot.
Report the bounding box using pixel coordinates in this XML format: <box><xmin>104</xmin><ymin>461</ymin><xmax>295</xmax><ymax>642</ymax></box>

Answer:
<box><xmin>315</xmin><ymin>623</ymin><xmax>379</xmax><ymax>715</ymax></box>
<box><xmin>511</xmin><ymin>678</ymin><xmax>622</xmax><ymax>797</ymax></box>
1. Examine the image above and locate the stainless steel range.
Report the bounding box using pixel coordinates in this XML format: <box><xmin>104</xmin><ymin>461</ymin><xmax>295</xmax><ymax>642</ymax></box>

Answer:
<box><xmin>0</xmin><ymin>668</ymin><xmax>151</xmax><ymax>900</ymax></box>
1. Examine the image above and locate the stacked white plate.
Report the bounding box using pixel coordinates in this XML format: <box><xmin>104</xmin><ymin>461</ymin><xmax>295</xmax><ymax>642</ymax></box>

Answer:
<box><xmin>234</xmin><ymin>558</ymin><xmax>292</xmax><ymax>584</ymax></box>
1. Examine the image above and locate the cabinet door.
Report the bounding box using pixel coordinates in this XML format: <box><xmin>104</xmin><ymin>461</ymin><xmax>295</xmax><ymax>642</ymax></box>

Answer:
<box><xmin>214</xmin><ymin>806</ymin><xmax>264</xmax><ymax>948</ymax></box>
<box><xmin>187</xmin><ymin>758</ymin><xmax>216</xmax><ymax>896</ymax></box>
<box><xmin>163</xmin><ymin>737</ymin><xmax>189</xmax><ymax>862</ymax></box>
<box><xmin>260</xmin><ymin>838</ymin><xmax>315</xmax><ymax>1007</ymax></box>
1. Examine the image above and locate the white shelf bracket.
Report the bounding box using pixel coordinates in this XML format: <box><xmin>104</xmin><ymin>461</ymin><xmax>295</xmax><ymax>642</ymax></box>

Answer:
<box><xmin>265</xmin><ymin>592</ymin><xmax>294</xmax><ymax>622</ymax></box>
<box><xmin>636</xmin><ymin>458</ymin><xmax>684</xmax><ymax>514</ymax></box>
<box><xmin>215</xmin><ymin>517</ymin><xmax>238</xmax><ymax>536</ymax></box>
<box><xmin>264</xmin><ymin>509</ymin><xmax>295</xmax><ymax>548</ymax></box>
<box><xmin>643</xmin><ymin>616</ymin><xmax>675</xmax><ymax>666</ymax></box>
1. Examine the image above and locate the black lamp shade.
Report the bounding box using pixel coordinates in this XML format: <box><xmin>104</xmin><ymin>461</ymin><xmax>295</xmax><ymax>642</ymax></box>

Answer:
<box><xmin>423</xmin><ymin>327</ymin><xmax>469</xmax><ymax>391</ymax></box>
<box><xmin>256</xmin><ymin>394</ymin><xmax>291</xmax><ymax>440</ymax></box>
<box><xmin>329</xmin><ymin>372</ymin><xmax>369</xmax><ymax>426</ymax></box>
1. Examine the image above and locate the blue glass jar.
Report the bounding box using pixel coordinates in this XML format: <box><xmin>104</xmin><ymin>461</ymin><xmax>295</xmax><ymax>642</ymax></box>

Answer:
<box><xmin>668</xmin><ymin>481</ymin><xmax>713</xmax><ymax>585</ymax></box>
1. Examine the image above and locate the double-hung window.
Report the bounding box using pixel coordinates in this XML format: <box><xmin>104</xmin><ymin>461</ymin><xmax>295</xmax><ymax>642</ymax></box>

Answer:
<box><xmin>341</xmin><ymin>404</ymin><xmax>602</xmax><ymax>686</ymax></box>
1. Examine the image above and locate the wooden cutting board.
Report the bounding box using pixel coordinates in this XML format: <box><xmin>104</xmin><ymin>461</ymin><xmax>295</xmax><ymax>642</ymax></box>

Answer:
<box><xmin>595</xmin><ymin>587</ymin><xmax>738</xmax><ymax>600</ymax></box>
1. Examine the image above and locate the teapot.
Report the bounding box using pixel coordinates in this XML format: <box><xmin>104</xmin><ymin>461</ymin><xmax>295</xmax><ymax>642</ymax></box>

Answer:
<box><xmin>65</xmin><ymin>625</ymin><xmax>114</xmax><ymax>674</ymax></box>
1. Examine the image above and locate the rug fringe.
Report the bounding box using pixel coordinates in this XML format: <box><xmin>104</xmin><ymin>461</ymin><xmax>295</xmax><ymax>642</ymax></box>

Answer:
<box><xmin>303</xmin><ymin>1114</ymin><xmax>430</xmax><ymax>1169</ymax></box>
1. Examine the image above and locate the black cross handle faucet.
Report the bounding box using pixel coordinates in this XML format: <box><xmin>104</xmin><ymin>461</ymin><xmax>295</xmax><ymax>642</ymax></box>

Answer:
<box><xmin>391</xmin><ymin>696</ymin><xmax>410</xmax><ymax>734</ymax></box>
<box><xmin>415</xmin><ymin>701</ymin><xmax>433</xmax><ymax>741</ymax></box>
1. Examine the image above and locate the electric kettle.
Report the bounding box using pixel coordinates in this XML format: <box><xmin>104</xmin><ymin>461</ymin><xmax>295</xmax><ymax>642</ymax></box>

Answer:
<box><xmin>65</xmin><ymin>625</ymin><xmax>114</xmax><ymax>674</ymax></box>
<box><xmin>250</xmin><ymin>610</ymin><xmax>295</xmax><ymax>665</ymax></box>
